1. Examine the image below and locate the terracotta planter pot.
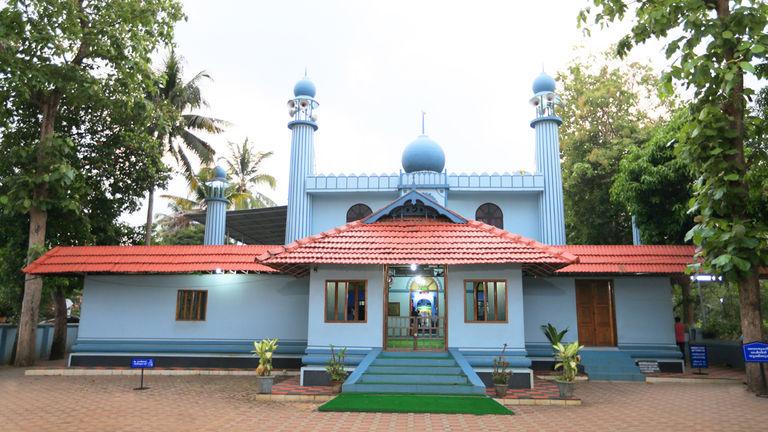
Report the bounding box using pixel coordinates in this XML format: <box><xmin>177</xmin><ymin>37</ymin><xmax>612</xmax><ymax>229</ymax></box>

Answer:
<box><xmin>494</xmin><ymin>383</ymin><xmax>508</xmax><ymax>398</ymax></box>
<box><xmin>256</xmin><ymin>375</ymin><xmax>275</xmax><ymax>394</ymax></box>
<box><xmin>555</xmin><ymin>380</ymin><xmax>575</xmax><ymax>398</ymax></box>
<box><xmin>330</xmin><ymin>380</ymin><xmax>344</xmax><ymax>394</ymax></box>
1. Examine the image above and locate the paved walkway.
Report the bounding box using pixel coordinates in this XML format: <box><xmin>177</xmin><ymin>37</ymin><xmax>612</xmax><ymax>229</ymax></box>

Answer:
<box><xmin>1</xmin><ymin>366</ymin><xmax>766</xmax><ymax>431</ymax></box>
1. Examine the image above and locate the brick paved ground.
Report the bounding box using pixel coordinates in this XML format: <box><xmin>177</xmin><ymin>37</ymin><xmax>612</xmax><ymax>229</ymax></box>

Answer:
<box><xmin>2</xmin><ymin>366</ymin><xmax>766</xmax><ymax>432</ymax></box>
<box><xmin>485</xmin><ymin>377</ymin><xmax>565</xmax><ymax>400</ymax></box>
<box><xmin>646</xmin><ymin>365</ymin><xmax>745</xmax><ymax>380</ymax></box>
<box><xmin>272</xmin><ymin>376</ymin><xmax>335</xmax><ymax>395</ymax></box>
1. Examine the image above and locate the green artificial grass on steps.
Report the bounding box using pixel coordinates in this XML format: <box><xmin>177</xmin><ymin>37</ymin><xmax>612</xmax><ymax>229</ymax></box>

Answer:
<box><xmin>318</xmin><ymin>393</ymin><xmax>513</xmax><ymax>415</ymax></box>
<box><xmin>385</xmin><ymin>338</ymin><xmax>445</xmax><ymax>349</ymax></box>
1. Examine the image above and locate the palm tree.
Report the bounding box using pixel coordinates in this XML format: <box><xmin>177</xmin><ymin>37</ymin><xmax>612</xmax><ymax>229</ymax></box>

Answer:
<box><xmin>222</xmin><ymin>138</ymin><xmax>277</xmax><ymax>209</ymax></box>
<box><xmin>155</xmin><ymin>166</ymin><xmax>249</xmax><ymax>242</ymax></box>
<box><xmin>144</xmin><ymin>50</ymin><xmax>226</xmax><ymax>245</ymax></box>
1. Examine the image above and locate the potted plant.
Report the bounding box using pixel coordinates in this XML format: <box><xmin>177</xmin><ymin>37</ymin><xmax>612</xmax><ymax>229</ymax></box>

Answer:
<box><xmin>553</xmin><ymin>341</ymin><xmax>584</xmax><ymax>399</ymax></box>
<box><xmin>541</xmin><ymin>323</ymin><xmax>568</xmax><ymax>346</ymax></box>
<box><xmin>491</xmin><ymin>343</ymin><xmax>511</xmax><ymax>397</ymax></box>
<box><xmin>325</xmin><ymin>344</ymin><xmax>348</xmax><ymax>393</ymax></box>
<box><xmin>252</xmin><ymin>338</ymin><xmax>279</xmax><ymax>394</ymax></box>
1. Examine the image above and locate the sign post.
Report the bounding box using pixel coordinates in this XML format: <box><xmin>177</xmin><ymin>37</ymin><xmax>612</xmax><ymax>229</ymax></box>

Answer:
<box><xmin>743</xmin><ymin>341</ymin><xmax>768</xmax><ymax>363</ymax></box>
<box><xmin>743</xmin><ymin>342</ymin><xmax>768</xmax><ymax>398</ymax></box>
<box><xmin>131</xmin><ymin>358</ymin><xmax>155</xmax><ymax>390</ymax></box>
<box><xmin>689</xmin><ymin>345</ymin><xmax>708</xmax><ymax>375</ymax></box>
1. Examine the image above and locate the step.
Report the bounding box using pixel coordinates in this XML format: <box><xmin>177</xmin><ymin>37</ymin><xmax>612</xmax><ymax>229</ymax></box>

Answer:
<box><xmin>344</xmin><ymin>383</ymin><xmax>485</xmax><ymax>395</ymax></box>
<box><xmin>360</xmin><ymin>373</ymin><xmax>468</xmax><ymax>384</ymax></box>
<box><xmin>379</xmin><ymin>351</ymin><xmax>451</xmax><ymax>359</ymax></box>
<box><xmin>580</xmin><ymin>350</ymin><xmax>646</xmax><ymax>382</ymax></box>
<box><xmin>365</xmin><ymin>365</ymin><xmax>463</xmax><ymax>375</ymax></box>
<box><xmin>372</xmin><ymin>358</ymin><xmax>456</xmax><ymax>367</ymax></box>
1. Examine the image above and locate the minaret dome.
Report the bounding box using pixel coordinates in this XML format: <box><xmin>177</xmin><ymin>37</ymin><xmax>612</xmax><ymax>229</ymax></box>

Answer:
<box><xmin>293</xmin><ymin>77</ymin><xmax>316</xmax><ymax>98</ymax></box>
<box><xmin>532</xmin><ymin>72</ymin><xmax>556</xmax><ymax>94</ymax></box>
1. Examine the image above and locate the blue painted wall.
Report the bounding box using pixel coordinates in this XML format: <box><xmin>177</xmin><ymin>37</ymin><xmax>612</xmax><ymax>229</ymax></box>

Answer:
<box><xmin>79</xmin><ymin>274</ymin><xmax>309</xmax><ymax>342</ymax></box>
<box><xmin>310</xmin><ymin>190</ymin><xmax>540</xmax><ymax>240</ymax></box>
<box><xmin>0</xmin><ymin>324</ymin><xmax>79</xmax><ymax>364</ymax></box>
<box><xmin>306</xmin><ymin>265</ymin><xmax>385</xmax><ymax>348</ymax></box>
<box><xmin>522</xmin><ymin>277</ymin><xmax>579</xmax><ymax>344</ymax></box>
<box><xmin>522</xmin><ymin>276</ymin><xmax>675</xmax><ymax>346</ymax></box>
<box><xmin>447</xmin><ymin>191</ymin><xmax>541</xmax><ymax>240</ymax></box>
<box><xmin>310</xmin><ymin>192</ymin><xmax>398</xmax><ymax>233</ymax></box>
<box><xmin>614</xmin><ymin>277</ymin><xmax>676</xmax><ymax>345</ymax></box>
<box><xmin>447</xmin><ymin>265</ymin><xmax>526</xmax><ymax>350</ymax></box>
<box><xmin>73</xmin><ymin>272</ymin><xmax>675</xmax><ymax>360</ymax></box>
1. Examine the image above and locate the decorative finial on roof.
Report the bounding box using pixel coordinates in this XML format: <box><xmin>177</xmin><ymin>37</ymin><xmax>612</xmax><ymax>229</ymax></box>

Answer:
<box><xmin>421</xmin><ymin>110</ymin><xmax>426</xmax><ymax>135</ymax></box>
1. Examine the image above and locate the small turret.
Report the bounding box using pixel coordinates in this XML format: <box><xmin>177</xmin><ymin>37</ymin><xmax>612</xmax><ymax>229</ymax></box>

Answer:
<box><xmin>203</xmin><ymin>165</ymin><xmax>229</xmax><ymax>245</ymax></box>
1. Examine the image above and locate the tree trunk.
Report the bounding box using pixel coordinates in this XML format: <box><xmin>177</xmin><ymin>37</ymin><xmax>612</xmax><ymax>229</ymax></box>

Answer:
<box><xmin>49</xmin><ymin>286</ymin><xmax>68</xmax><ymax>360</ymax></box>
<box><xmin>738</xmin><ymin>271</ymin><xmax>767</xmax><ymax>395</ymax></box>
<box><xmin>14</xmin><ymin>94</ymin><xmax>60</xmax><ymax>367</ymax></box>
<box><xmin>144</xmin><ymin>186</ymin><xmax>155</xmax><ymax>245</ymax></box>
<box><xmin>672</xmin><ymin>275</ymin><xmax>695</xmax><ymax>326</ymax></box>
<box><xmin>715</xmin><ymin>0</ymin><xmax>767</xmax><ymax>395</ymax></box>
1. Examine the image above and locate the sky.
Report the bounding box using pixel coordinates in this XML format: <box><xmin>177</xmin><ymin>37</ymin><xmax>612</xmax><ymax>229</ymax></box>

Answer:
<box><xmin>123</xmin><ymin>0</ymin><xmax>667</xmax><ymax>226</ymax></box>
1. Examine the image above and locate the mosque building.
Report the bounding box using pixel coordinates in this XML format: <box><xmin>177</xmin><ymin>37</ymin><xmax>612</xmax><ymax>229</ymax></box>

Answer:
<box><xmin>24</xmin><ymin>73</ymin><xmax>692</xmax><ymax>391</ymax></box>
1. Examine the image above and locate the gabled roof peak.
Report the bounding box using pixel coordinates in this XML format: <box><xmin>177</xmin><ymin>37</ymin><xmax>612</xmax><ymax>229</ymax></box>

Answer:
<box><xmin>364</xmin><ymin>190</ymin><xmax>466</xmax><ymax>224</ymax></box>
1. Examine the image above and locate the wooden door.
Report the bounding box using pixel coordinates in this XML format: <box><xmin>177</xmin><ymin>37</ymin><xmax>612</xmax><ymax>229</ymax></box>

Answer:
<box><xmin>575</xmin><ymin>280</ymin><xmax>616</xmax><ymax>347</ymax></box>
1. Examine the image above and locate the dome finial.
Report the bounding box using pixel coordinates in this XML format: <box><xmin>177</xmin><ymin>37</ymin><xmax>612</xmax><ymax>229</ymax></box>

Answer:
<box><xmin>421</xmin><ymin>110</ymin><xmax>426</xmax><ymax>135</ymax></box>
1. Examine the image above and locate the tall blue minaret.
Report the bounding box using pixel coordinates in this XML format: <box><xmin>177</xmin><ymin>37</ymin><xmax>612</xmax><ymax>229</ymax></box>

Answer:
<box><xmin>203</xmin><ymin>165</ymin><xmax>229</xmax><ymax>245</ymax></box>
<box><xmin>285</xmin><ymin>76</ymin><xmax>319</xmax><ymax>244</ymax></box>
<box><xmin>530</xmin><ymin>72</ymin><xmax>566</xmax><ymax>245</ymax></box>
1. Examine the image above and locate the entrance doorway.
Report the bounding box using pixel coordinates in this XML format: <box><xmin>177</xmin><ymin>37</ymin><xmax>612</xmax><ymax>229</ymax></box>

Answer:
<box><xmin>384</xmin><ymin>265</ymin><xmax>446</xmax><ymax>351</ymax></box>
<box><xmin>575</xmin><ymin>280</ymin><xmax>617</xmax><ymax>346</ymax></box>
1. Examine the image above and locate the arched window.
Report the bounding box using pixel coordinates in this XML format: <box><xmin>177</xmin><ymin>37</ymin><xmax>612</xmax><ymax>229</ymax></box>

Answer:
<box><xmin>475</xmin><ymin>203</ymin><xmax>503</xmax><ymax>229</ymax></box>
<box><xmin>346</xmin><ymin>203</ymin><xmax>372</xmax><ymax>222</ymax></box>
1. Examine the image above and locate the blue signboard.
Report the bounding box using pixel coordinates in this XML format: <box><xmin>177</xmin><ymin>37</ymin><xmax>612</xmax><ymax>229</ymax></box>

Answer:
<box><xmin>689</xmin><ymin>345</ymin><xmax>708</xmax><ymax>369</ymax></box>
<box><xmin>131</xmin><ymin>358</ymin><xmax>155</xmax><ymax>369</ymax></box>
<box><xmin>743</xmin><ymin>342</ymin><xmax>768</xmax><ymax>363</ymax></box>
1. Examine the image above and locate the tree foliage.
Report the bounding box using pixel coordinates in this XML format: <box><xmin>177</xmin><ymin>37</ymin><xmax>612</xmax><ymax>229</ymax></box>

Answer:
<box><xmin>0</xmin><ymin>0</ymin><xmax>183</xmax><ymax>365</ymax></box>
<box><xmin>581</xmin><ymin>0</ymin><xmax>768</xmax><ymax>395</ymax></box>
<box><xmin>223</xmin><ymin>138</ymin><xmax>276</xmax><ymax>210</ymax></box>
<box><xmin>144</xmin><ymin>49</ymin><xmax>225</xmax><ymax>244</ymax></box>
<box><xmin>557</xmin><ymin>55</ymin><xmax>670</xmax><ymax>244</ymax></box>
<box><xmin>611</xmin><ymin>108</ymin><xmax>695</xmax><ymax>244</ymax></box>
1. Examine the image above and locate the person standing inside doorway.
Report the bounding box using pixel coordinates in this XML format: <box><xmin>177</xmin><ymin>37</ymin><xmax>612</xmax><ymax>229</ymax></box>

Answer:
<box><xmin>674</xmin><ymin>317</ymin><xmax>686</xmax><ymax>362</ymax></box>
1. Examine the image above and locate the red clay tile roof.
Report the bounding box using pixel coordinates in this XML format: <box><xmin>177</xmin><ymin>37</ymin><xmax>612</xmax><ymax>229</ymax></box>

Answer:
<box><xmin>23</xmin><ymin>235</ymin><xmax>706</xmax><ymax>278</ymax></box>
<box><xmin>23</xmin><ymin>245</ymin><xmax>279</xmax><ymax>275</ymax></box>
<box><xmin>258</xmin><ymin>218</ymin><xmax>578</xmax><ymax>276</ymax></box>
<box><xmin>555</xmin><ymin>245</ymin><xmax>696</xmax><ymax>275</ymax></box>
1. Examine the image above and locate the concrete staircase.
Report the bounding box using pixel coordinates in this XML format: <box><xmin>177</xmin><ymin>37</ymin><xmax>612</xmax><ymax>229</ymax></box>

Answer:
<box><xmin>343</xmin><ymin>351</ymin><xmax>485</xmax><ymax>395</ymax></box>
<box><xmin>580</xmin><ymin>349</ymin><xmax>646</xmax><ymax>381</ymax></box>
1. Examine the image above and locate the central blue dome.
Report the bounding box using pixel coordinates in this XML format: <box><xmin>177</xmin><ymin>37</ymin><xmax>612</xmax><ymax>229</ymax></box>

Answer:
<box><xmin>402</xmin><ymin>135</ymin><xmax>445</xmax><ymax>173</ymax></box>
<box><xmin>532</xmin><ymin>72</ymin><xmax>556</xmax><ymax>94</ymax></box>
<box><xmin>294</xmin><ymin>77</ymin><xmax>316</xmax><ymax>98</ymax></box>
